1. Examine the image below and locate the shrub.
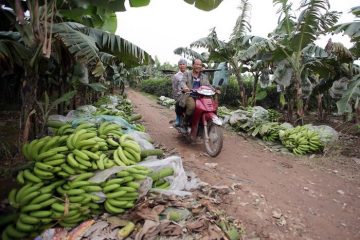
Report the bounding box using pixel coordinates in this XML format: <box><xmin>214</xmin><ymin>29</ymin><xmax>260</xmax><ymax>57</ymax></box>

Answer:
<box><xmin>140</xmin><ymin>77</ymin><xmax>172</xmax><ymax>97</ymax></box>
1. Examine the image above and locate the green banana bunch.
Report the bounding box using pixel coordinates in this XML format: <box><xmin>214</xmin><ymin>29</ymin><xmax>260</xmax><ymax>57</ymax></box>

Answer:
<box><xmin>267</xmin><ymin>109</ymin><xmax>282</xmax><ymax>122</ymax></box>
<box><xmin>279</xmin><ymin>126</ymin><xmax>323</xmax><ymax>155</ymax></box>
<box><xmin>102</xmin><ymin>165</ymin><xmax>151</xmax><ymax>214</ymax></box>
<box><xmin>112</xmin><ymin>134</ymin><xmax>142</xmax><ymax>166</ymax></box>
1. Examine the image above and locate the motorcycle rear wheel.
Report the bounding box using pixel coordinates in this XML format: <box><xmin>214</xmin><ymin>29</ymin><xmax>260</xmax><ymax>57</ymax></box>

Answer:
<box><xmin>204</xmin><ymin>122</ymin><xmax>223</xmax><ymax>157</ymax></box>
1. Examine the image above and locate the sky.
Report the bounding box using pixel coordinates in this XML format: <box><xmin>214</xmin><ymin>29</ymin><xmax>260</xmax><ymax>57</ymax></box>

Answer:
<box><xmin>116</xmin><ymin>0</ymin><xmax>359</xmax><ymax>65</ymax></box>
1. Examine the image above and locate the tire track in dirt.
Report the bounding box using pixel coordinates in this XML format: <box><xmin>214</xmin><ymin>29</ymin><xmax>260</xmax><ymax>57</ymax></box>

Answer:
<box><xmin>127</xmin><ymin>89</ymin><xmax>360</xmax><ymax>240</ymax></box>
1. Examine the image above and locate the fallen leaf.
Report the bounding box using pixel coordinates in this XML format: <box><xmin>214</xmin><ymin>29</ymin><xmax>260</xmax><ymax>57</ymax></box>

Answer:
<box><xmin>68</xmin><ymin>220</ymin><xmax>95</xmax><ymax>240</ymax></box>
<box><xmin>135</xmin><ymin>220</ymin><xmax>160</xmax><ymax>240</ymax></box>
<box><xmin>158</xmin><ymin>220</ymin><xmax>183</xmax><ymax>236</ymax></box>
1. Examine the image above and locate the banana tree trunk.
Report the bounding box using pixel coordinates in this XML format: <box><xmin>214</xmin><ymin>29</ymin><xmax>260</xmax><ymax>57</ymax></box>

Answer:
<box><xmin>317</xmin><ymin>94</ymin><xmax>324</xmax><ymax>121</ymax></box>
<box><xmin>20</xmin><ymin>75</ymin><xmax>38</xmax><ymax>143</ymax></box>
<box><xmin>235</xmin><ymin>73</ymin><xmax>247</xmax><ymax>107</ymax></box>
<box><xmin>294</xmin><ymin>75</ymin><xmax>304</xmax><ymax>124</ymax></box>
<box><xmin>251</xmin><ymin>73</ymin><xmax>259</xmax><ymax>106</ymax></box>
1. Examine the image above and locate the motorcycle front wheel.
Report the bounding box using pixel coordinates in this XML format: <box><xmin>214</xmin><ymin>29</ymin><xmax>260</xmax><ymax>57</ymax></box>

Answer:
<box><xmin>204</xmin><ymin>122</ymin><xmax>223</xmax><ymax>157</ymax></box>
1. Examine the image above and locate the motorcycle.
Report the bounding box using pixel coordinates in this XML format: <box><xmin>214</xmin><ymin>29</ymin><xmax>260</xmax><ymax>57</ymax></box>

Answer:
<box><xmin>175</xmin><ymin>85</ymin><xmax>223</xmax><ymax>157</ymax></box>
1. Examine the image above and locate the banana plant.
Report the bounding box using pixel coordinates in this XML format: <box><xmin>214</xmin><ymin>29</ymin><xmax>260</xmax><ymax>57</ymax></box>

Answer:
<box><xmin>333</xmin><ymin>6</ymin><xmax>360</xmax><ymax>120</ymax></box>
<box><xmin>241</xmin><ymin>0</ymin><xmax>341</xmax><ymax>122</ymax></box>
<box><xmin>35</xmin><ymin>91</ymin><xmax>77</xmax><ymax>134</ymax></box>
<box><xmin>175</xmin><ymin>0</ymin><xmax>253</xmax><ymax>106</ymax></box>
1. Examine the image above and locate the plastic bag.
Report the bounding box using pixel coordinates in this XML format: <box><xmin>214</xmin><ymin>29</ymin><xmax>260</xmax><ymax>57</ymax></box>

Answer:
<box><xmin>87</xmin><ymin>156</ymin><xmax>191</xmax><ymax>198</ymax></box>
<box><xmin>304</xmin><ymin>124</ymin><xmax>339</xmax><ymax>145</ymax></box>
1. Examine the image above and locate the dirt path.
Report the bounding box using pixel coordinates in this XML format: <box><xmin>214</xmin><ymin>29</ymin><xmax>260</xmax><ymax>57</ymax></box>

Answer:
<box><xmin>127</xmin><ymin>89</ymin><xmax>360</xmax><ymax>240</ymax></box>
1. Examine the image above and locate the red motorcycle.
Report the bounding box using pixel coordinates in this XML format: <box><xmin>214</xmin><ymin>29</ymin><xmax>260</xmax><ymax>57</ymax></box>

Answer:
<box><xmin>175</xmin><ymin>85</ymin><xmax>223</xmax><ymax>157</ymax></box>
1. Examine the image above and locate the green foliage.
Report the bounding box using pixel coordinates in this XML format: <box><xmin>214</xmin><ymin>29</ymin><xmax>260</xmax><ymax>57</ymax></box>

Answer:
<box><xmin>140</xmin><ymin>77</ymin><xmax>172</xmax><ymax>97</ymax></box>
<box><xmin>219</xmin><ymin>76</ymin><xmax>279</xmax><ymax>108</ymax></box>
<box><xmin>219</xmin><ymin>77</ymin><xmax>240</xmax><ymax>106</ymax></box>
<box><xmin>36</xmin><ymin>90</ymin><xmax>77</xmax><ymax>130</ymax></box>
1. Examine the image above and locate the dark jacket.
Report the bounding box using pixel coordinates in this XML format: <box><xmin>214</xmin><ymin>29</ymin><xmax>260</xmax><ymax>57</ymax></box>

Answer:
<box><xmin>181</xmin><ymin>71</ymin><xmax>210</xmax><ymax>90</ymax></box>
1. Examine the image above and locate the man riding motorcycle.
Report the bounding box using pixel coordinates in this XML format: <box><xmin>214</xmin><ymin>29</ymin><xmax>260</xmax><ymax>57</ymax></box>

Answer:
<box><xmin>179</xmin><ymin>59</ymin><xmax>220</xmax><ymax>133</ymax></box>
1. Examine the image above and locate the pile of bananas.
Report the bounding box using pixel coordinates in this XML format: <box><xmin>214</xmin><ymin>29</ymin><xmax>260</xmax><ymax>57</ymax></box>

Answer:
<box><xmin>102</xmin><ymin>166</ymin><xmax>151</xmax><ymax>214</ymax></box>
<box><xmin>257</xmin><ymin>122</ymin><xmax>283</xmax><ymax>142</ymax></box>
<box><xmin>267</xmin><ymin>109</ymin><xmax>282</xmax><ymax>122</ymax></box>
<box><xmin>2</xmin><ymin>119</ymin><xmax>171</xmax><ymax>239</ymax></box>
<box><xmin>94</xmin><ymin>107</ymin><xmax>128</xmax><ymax>118</ymax></box>
<box><xmin>4</xmin><ymin>163</ymin><xmax>163</xmax><ymax>239</ymax></box>
<box><xmin>149</xmin><ymin>167</ymin><xmax>174</xmax><ymax>190</ymax></box>
<box><xmin>116</xmin><ymin>99</ymin><xmax>133</xmax><ymax>115</ymax></box>
<box><xmin>133</xmin><ymin>123</ymin><xmax>146</xmax><ymax>132</ymax></box>
<box><xmin>279</xmin><ymin>126</ymin><xmax>323</xmax><ymax>155</ymax></box>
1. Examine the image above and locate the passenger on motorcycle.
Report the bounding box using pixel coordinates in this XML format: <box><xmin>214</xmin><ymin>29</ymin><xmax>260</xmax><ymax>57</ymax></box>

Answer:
<box><xmin>171</xmin><ymin>58</ymin><xmax>188</xmax><ymax>127</ymax></box>
<box><xmin>179</xmin><ymin>58</ymin><xmax>220</xmax><ymax>133</ymax></box>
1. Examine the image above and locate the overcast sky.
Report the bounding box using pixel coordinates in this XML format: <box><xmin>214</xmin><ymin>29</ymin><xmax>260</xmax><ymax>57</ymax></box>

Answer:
<box><xmin>116</xmin><ymin>0</ymin><xmax>358</xmax><ymax>65</ymax></box>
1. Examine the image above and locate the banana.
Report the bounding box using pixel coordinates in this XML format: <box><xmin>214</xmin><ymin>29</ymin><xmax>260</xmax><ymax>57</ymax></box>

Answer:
<box><xmin>51</xmin><ymin>202</ymin><xmax>67</xmax><ymax>213</ymax></box>
<box><xmin>39</xmin><ymin>198</ymin><xmax>57</xmax><ymax>208</ymax></box>
<box><xmin>67</xmin><ymin>153</ymin><xmax>79</xmax><ymax>168</ymax></box>
<box><xmin>57</xmin><ymin>124</ymin><xmax>72</xmax><ymax>136</ymax></box>
<box><xmin>104</xmin><ymin>178</ymin><xmax>125</xmax><ymax>186</ymax></box>
<box><xmin>76</xmin><ymin>122</ymin><xmax>95</xmax><ymax>130</ymax></box>
<box><xmin>35</xmin><ymin>149</ymin><xmax>58</xmax><ymax>161</ymax></box>
<box><xmin>105</xmin><ymin>190</ymin><xmax>127</xmax><ymax>199</ymax></box>
<box><xmin>73</xmin><ymin>149</ymin><xmax>90</xmax><ymax>161</ymax></box>
<box><xmin>113</xmin><ymin>148</ymin><xmax>126</xmax><ymax>166</ymax></box>
<box><xmin>123</xmin><ymin>150</ymin><xmax>137</xmax><ymax>163</ymax></box>
<box><xmin>104</xmin><ymin>159</ymin><xmax>115</xmax><ymax>168</ymax></box>
<box><xmin>75</xmin><ymin>156</ymin><xmax>92</xmax><ymax>167</ymax></box>
<box><xmin>4</xmin><ymin>224</ymin><xmax>27</xmax><ymax>238</ymax></box>
<box><xmin>21</xmin><ymin>203</ymin><xmax>43</xmax><ymax>213</ymax></box>
<box><xmin>77</xmin><ymin>132</ymin><xmax>97</xmax><ymax>142</ymax></box>
<box><xmin>76</xmin><ymin>139</ymin><xmax>97</xmax><ymax>149</ymax></box>
<box><xmin>66</xmin><ymin>133</ymin><xmax>76</xmax><ymax>150</ymax></box>
<box><xmin>16</xmin><ymin>170</ymin><xmax>25</xmax><ymax>184</ymax></box>
<box><xmin>68</xmin><ymin>195</ymin><xmax>85</xmax><ymax>203</ymax></box>
<box><xmin>35</xmin><ymin>162</ymin><xmax>54</xmax><ymax>171</ymax></box>
<box><xmin>107</xmin><ymin>138</ymin><xmax>119</xmax><ymax>147</ymax></box>
<box><xmin>106</xmin><ymin>198</ymin><xmax>129</xmax><ymax>208</ymax></box>
<box><xmin>117</xmin><ymin>170</ymin><xmax>130</xmax><ymax>177</ymax></box>
<box><xmin>61</xmin><ymin>163</ymin><xmax>77</xmax><ymax>175</ymax></box>
<box><xmin>30</xmin><ymin>139</ymin><xmax>48</xmax><ymax>161</ymax></box>
<box><xmin>103</xmin><ymin>183</ymin><xmax>120</xmax><ymax>193</ymax></box>
<box><xmin>118</xmin><ymin>186</ymin><xmax>136</xmax><ymax>192</ymax></box>
<box><xmin>8</xmin><ymin>188</ymin><xmax>19</xmax><ymax>208</ymax></box>
<box><xmin>29</xmin><ymin>210</ymin><xmax>53</xmax><ymax>218</ymax></box>
<box><xmin>124</xmin><ymin>147</ymin><xmax>141</xmax><ymax>162</ymax></box>
<box><xmin>102</xmin><ymin>124</ymin><xmax>121</xmax><ymax>135</ymax></box>
<box><xmin>40</xmin><ymin>136</ymin><xmax>61</xmax><ymax>153</ymax></box>
<box><xmin>23</xmin><ymin>169</ymin><xmax>42</xmax><ymax>183</ymax></box>
<box><xmin>98</xmin><ymin>121</ymin><xmax>111</xmax><ymax>135</ymax></box>
<box><xmin>81</xmin><ymin>185</ymin><xmax>102</xmax><ymax>192</ymax></box>
<box><xmin>19</xmin><ymin>190</ymin><xmax>40</xmax><ymax>206</ymax></box>
<box><xmin>96</xmin><ymin>157</ymin><xmax>105</xmax><ymax>170</ymax></box>
<box><xmin>22</xmin><ymin>143</ymin><xmax>31</xmax><ymax>161</ymax></box>
<box><xmin>30</xmin><ymin>193</ymin><xmax>52</xmax><ymax>204</ymax></box>
<box><xmin>81</xmin><ymin>149</ymin><xmax>100</xmax><ymax>160</ymax></box>
<box><xmin>69</xmin><ymin>180</ymin><xmax>92</xmax><ymax>189</ymax></box>
<box><xmin>121</xmin><ymin>140</ymin><xmax>141</xmax><ymax>153</ymax></box>
<box><xmin>43</xmin><ymin>153</ymin><xmax>66</xmax><ymax>162</ymax></box>
<box><xmin>72</xmin><ymin>172</ymin><xmax>95</xmax><ymax>182</ymax></box>
<box><xmin>67</xmin><ymin>188</ymin><xmax>86</xmax><ymax>195</ymax></box>
<box><xmin>127</xmin><ymin>181</ymin><xmax>140</xmax><ymax>189</ymax></box>
<box><xmin>19</xmin><ymin>213</ymin><xmax>40</xmax><ymax>225</ymax></box>
<box><xmin>120</xmin><ymin>134</ymin><xmax>134</xmax><ymax>143</ymax></box>
<box><xmin>116</xmin><ymin>146</ymin><xmax>130</xmax><ymax>165</ymax></box>
<box><xmin>33</xmin><ymin>167</ymin><xmax>54</xmax><ymax>179</ymax></box>
<box><xmin>45</xmin><ymin>158</ymin><xmax>65</xmax><ymax>166</ymax></box>
<box><xmin>104</xmin><ymin>200</ymin><xmax>125</xmax><ymax>214</ymax></box>
<box><xmin>72</xmin><ymin>129</ymin><xmax>87</xmax><ymax>147</ymax></box>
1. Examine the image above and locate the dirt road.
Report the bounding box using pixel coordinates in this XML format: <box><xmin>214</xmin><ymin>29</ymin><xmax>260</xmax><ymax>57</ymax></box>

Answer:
<box><xmin>127</xmin><ymin>89</ymin><xmax>360</xmax><ymax>240</ymax></box>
